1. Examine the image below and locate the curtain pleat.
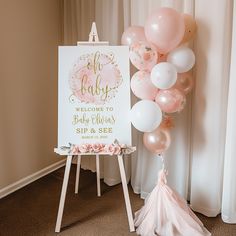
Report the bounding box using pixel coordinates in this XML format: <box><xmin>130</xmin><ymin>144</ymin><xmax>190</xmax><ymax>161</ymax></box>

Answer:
<box><xmin>191</xmin><ymin>0</ymin><xmax>233</xmax><ymax>217</ymax></box>
<box><xmin>222</xmin><ymin>0</ymin><xmax>236</xmax><ymax>224</ymax></box>
<box><xmin>63</xmin><ymin>0</ymin><xmax>95</xmax><ymax>45</ymax></box>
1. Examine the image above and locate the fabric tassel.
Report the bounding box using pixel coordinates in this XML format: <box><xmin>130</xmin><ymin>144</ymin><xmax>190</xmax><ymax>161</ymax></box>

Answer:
<box><xmin>134</xmin><ymin>168</ymin><xmax>211</xmax><ymax>236</ymax></box>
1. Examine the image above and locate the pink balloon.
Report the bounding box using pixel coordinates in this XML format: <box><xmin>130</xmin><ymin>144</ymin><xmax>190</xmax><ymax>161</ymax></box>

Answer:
<box><xmin>143</xmin><ymin>127</ymin><xmax>171</xmax><ymax>154</ymax></box>
<box><xmin>145</xmin><ymin>7</ymin><xmax>185</xmax><ymax>54</ymax></box>
<box><xmin>155</xmin><ymin>88</ymin><xmax>186</xmax><ymax>113</ymax></box>
<box><xmin>121</xmin><ymin>26</ymin><xmax>147</xmax><ymax>46</ymax></box>
<box><xmin>131</xmin><ymin>71</ymin><xmax>158</xmax><ymax>100</ymax></box>
<box><xmin>129</xmin><ymin>41</ymin><xmax>158</xmax><ymax>71</ymax></box>
<box><xmin>181</xmin><ymin>14</ymin><xmax>197</xmax><ymax>44</ymax></box>
<box><xmin>173</xmin><ymin>72</ymin><xmax>194</xmax><ymax>94</ymax></box>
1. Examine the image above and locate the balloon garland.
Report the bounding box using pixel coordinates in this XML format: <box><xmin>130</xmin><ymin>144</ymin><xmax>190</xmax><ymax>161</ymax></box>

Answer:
<box><xmin>122</xmin><ymin>7</ymin><xmax>197</xmax><ymax>155</ymax></box>
<box><xmin>122</xmin><ymin>7</ymin><xmax>212</xmax><ymax>236</ymax></box>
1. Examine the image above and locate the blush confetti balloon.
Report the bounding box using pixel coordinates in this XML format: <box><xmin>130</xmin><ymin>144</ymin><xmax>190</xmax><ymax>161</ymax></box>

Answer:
<box><xmin>131</xmin><ymin>71</ymin><xmax>158</xmax><ymax>100</ymax></box>
<box><xmin>129</xmin><ymin>41</ymin><xmax>158</xmax><ymax>71</ymax></box>
<box><xmin>155</xmin><ymin>88</ymin><xmax>186</xmax><ymax>113</ymax></box>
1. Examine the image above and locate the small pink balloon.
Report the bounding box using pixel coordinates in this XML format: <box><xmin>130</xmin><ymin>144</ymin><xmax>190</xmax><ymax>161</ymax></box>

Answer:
<box><xmin>121</xmin><ymin>26</ymin><xmax>147</xmax><ymax>46</ymax></box>
<box><xmin>131</xmin><ymin>71</ymin><xmax>158</xmax><ymax>100</ymax></box>
<box><xmin>155</xmin><ymin>88</ymin><xmax>186</xmax><ymax>113</ymax></box>
<box><xmin>160</xmin><ymin>115</ymin><xmax>175</xmax><ymax>129</ymax></box>
<box><xmin>145</xmin><ymin>7</ymin><xmax>185</xmax><ymax>54</ymax></box>
<box><xmin>180</xmin><ymin>14</ymin><xmax>197</xmax><ymax>44</ymax></box>
<box><xmin>129</xmin><ymin>41</ymin><xmax>158</xmax><ymax>71</ymax></box>
<box><xmin>143</xmin><ymin>127</ymin><xmax>171</xmax><ymax>154</ymax></box>
<box><xmin>174</xmin><ymin>72</ymin><xmax>194</xmax><ymax>94</ymax></box>
<box><xmin>157</xmin><ymin>53</ymin><xmax>168</xmax><ymax>63</ymax></box>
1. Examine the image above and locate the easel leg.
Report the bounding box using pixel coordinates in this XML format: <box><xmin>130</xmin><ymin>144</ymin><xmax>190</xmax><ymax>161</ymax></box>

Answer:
<box><xmin>117</xmin><ymin>154</ymin><xmax>135</xmax><ymax>232</ymax></box>
<box><xmin>75</xmin><ymin>155</ymin><xmax>81</xmax><ymax>194</ymax></box>
<box><xmin>96</xmin><ymin>154</ymin><xmax>101</xmax><ymax>197</ymax></box>
<box><xmin>55</xmin><ymin>155</ymin><xmax>73</xmax><ymax>233</ymax></box>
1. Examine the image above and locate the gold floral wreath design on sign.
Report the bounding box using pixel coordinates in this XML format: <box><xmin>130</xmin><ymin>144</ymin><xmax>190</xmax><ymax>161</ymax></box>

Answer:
<box><xmin>69</xmin><ymin>51</ymin><xmax>123</xmax><ymax>105</ymax></box>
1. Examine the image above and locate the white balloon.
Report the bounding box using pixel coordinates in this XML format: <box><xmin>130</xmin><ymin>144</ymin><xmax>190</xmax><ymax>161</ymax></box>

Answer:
<box><xmin>167</xmin><ymin>46</ymin><xmax>195</xmax><ymax>73</ymax></box>
<box><xmin>130</xmin><ymin>100</ymin><xmax>162</xmax><ymax>132</ymax></box>
<box><xmin>151</xmin><ymin>62</ymin><xmax>177</xmax><ymax>89</ymax></box>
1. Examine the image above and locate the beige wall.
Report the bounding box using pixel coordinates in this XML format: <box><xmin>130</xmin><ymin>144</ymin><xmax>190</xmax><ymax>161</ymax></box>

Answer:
<box><xmin>0</xmin><ymin>0</ymin><xmax>63</xmax><ymax>189</ymax></box>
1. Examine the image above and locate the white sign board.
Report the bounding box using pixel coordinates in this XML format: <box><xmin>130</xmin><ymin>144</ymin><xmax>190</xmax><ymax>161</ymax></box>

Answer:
<box><xmin>58</xmin><ymin>46</ymin><xmax>131</xmax><ymax>147</ymax></box>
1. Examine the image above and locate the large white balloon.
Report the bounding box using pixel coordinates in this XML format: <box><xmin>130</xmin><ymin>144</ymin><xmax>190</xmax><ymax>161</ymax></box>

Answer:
<box><xmin>167</xmin><ymin>46</ymin><xmax>195</xmax><ymax>73</ymax></box>
<box><xmin>130</xmin><ymin>100</ymin><xmax>162</xmax><ymax>132</ymax></box>
<box><xmin>151</xmin><ymin>62</ymin><xmax>177</xmax><ymax>89</ymax></box>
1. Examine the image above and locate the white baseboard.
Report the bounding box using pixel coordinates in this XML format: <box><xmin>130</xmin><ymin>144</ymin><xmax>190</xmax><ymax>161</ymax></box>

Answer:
<box><xmin>0</xmin><ymin>159</ymin><xmax>66</xmax><ymax>199</ymax></box>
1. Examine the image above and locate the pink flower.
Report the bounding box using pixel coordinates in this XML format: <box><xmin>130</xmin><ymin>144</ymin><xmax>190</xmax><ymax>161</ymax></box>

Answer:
<box><xmin>71</xmin><ymin>146</ymin><xmax>79</xmax><ymax>154</ymax></box>
<box><xmin>78</xmin><ymin>144</ymin><xmax>92</xmax><ymax>153</ymax></box>
<box><xmin>113</xmin><ymin>145</ymin><xmax>121</xmax><ymax>155</ymax></box>
<box><xmin>104</xmin><ymin>144</ymin><xmax>121</xmax><ymax>155</ymax></box>
<box><xmin>92</xmin><ymin>143</ymin><xmax>105</xmax><ymax>153</ymax></box>
<box><xmin>120</xmin><ymin>144</ymin><xmax>127</xmax><ymax>148</ymax></box>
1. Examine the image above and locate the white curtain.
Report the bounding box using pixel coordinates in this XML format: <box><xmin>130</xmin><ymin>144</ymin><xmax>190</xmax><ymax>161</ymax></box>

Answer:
<box><xmin>220</xmin><ymin>1</ymin><xmax>236</xmax><ymax>223</ymax></box>
<box><xmin>62</xmin><ymin>0</ymin><xmax>236</xmax><ymax>223</ymax></box>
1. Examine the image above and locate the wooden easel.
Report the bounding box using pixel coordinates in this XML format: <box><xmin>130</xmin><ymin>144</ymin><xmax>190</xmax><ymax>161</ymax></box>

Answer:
<box><xmin>55</xmin><ymin>22</ymin><xmax>135</xmax><ymax>233</ymax></box>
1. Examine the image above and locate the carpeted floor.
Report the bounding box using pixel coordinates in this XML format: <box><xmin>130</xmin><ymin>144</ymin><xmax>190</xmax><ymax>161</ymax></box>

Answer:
<box><xmin>0</xmin><ymin>165</ymin><xmax>236</xmax><ymax>236</ymax></box>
